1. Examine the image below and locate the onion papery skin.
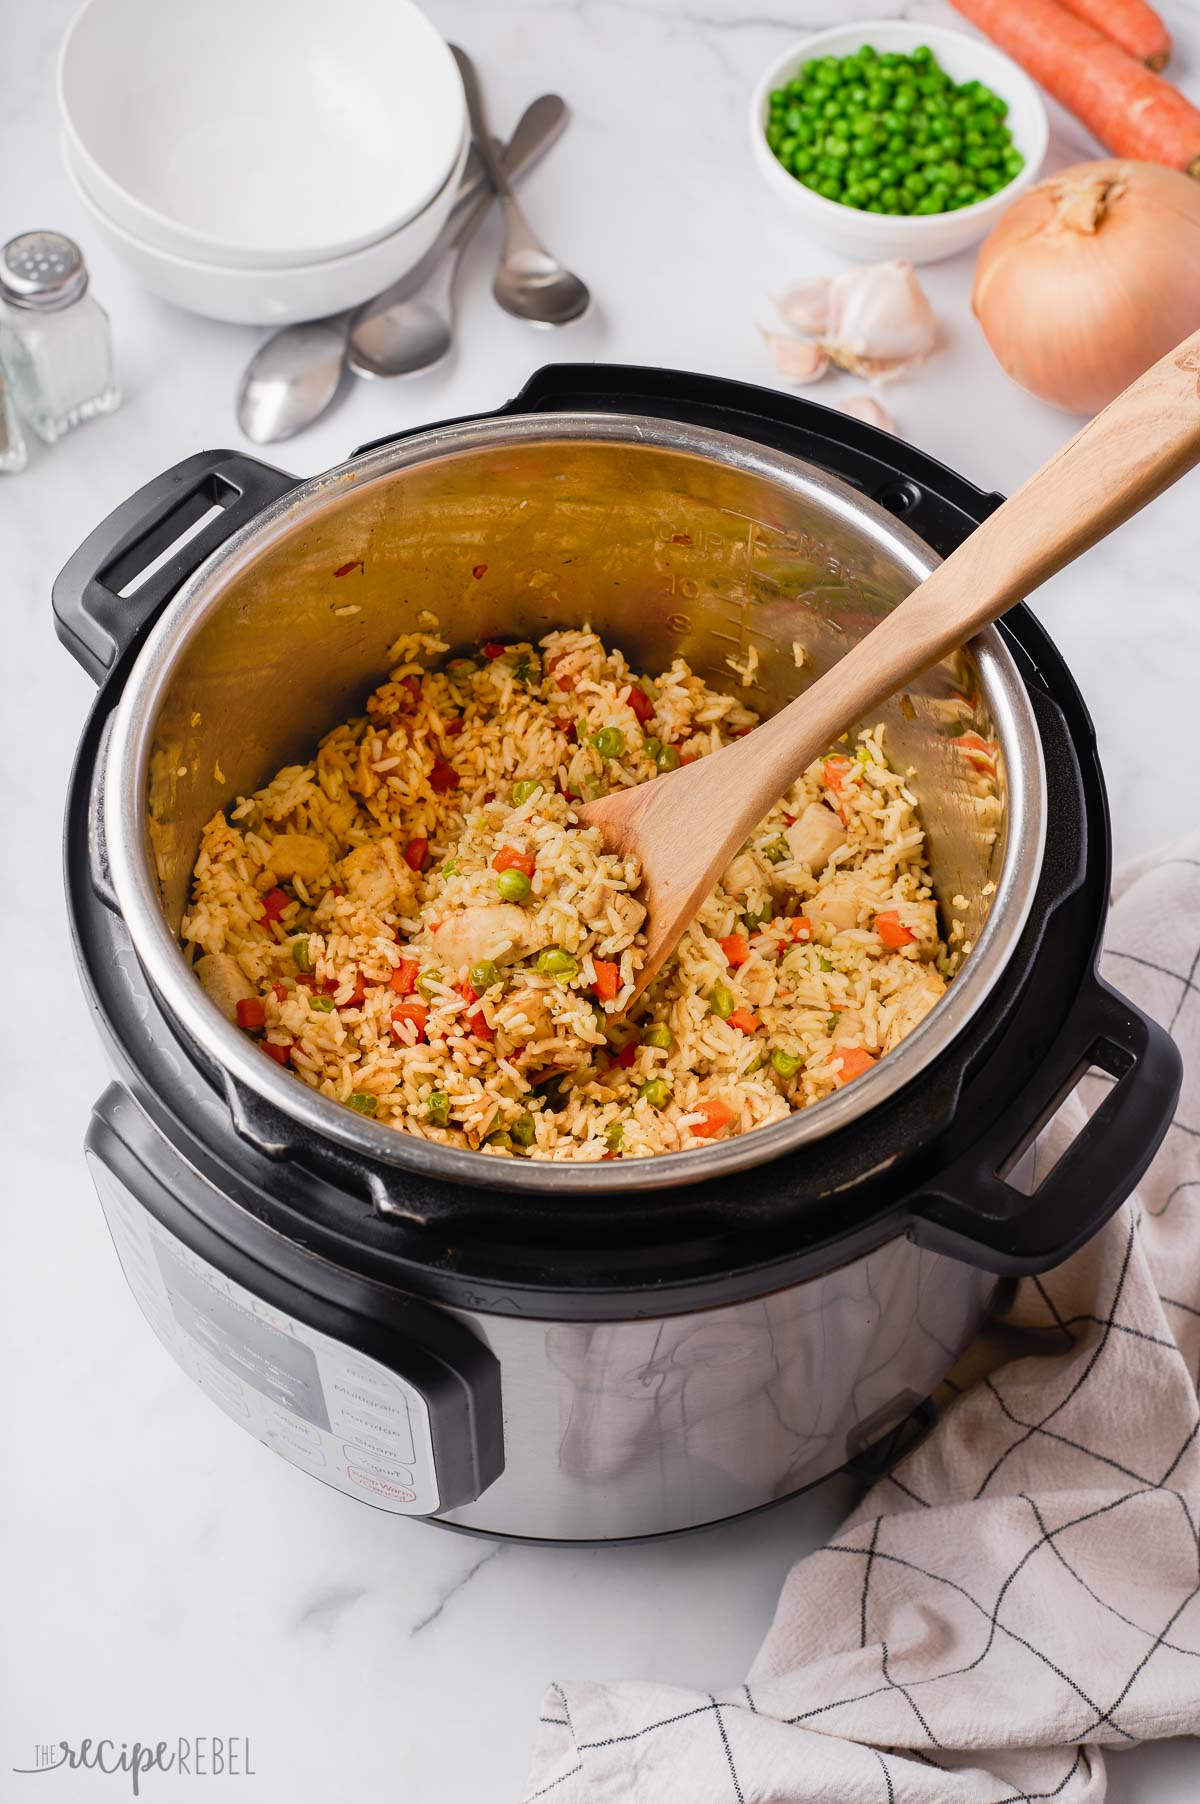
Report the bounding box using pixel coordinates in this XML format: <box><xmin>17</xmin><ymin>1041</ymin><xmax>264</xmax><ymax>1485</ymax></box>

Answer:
<box><xmin>972</xmin><ymin>159</ymin><xmax>1200</xmax><ymax>414</ymax></box>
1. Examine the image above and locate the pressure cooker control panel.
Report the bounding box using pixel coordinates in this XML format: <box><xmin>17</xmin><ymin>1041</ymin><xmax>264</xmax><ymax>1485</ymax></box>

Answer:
<box><xmin>87</xmin><ymin>1154</ymin><xmax>441</xmax><ymax>1515</ymax></box>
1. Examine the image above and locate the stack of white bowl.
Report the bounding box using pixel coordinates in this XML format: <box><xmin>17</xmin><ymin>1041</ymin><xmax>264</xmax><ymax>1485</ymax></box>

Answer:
<box><xmin>58</xmin><ymin>0</ymin><xmax>469</xmax><ymax>325</ymax></box>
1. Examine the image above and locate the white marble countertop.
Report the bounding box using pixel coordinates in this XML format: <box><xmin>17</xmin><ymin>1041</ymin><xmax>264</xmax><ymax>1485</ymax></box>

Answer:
<box><xmin>3</xmin><ymin>1</ymin><xmax>1198</xmax><ymax>1798</ymax></box>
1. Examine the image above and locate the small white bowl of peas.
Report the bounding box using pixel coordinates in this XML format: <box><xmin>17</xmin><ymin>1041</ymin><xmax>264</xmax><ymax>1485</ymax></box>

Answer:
<box><xmin>749</xmin><ymin>19</ymin><xmax>1049</xmax><ymax>264</ymax></box>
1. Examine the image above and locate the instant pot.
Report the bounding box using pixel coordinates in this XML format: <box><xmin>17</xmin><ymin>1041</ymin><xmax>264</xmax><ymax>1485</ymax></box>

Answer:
<box><xmin>56</xmin><ymin>366</ymin><xmax>1181</xmax><ymax>1540</ymax></box>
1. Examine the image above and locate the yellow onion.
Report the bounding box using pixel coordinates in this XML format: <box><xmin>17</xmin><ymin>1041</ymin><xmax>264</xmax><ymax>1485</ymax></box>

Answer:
<box><xmin>972</xmin><ymin>159</ymin><xmax>1200</xmax><ymax>414</ymax></box>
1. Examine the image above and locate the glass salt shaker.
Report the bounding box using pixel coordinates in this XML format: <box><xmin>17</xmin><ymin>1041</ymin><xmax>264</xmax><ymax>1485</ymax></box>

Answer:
<box><xmin>0</xmin><ymin>232</ymin><xmax>120</xmax><ymax>445</ymax></box>
<box><xmin>0</xmin><ymin>364</ymin><xmax>26</xmax><ymax>473</ymax></box>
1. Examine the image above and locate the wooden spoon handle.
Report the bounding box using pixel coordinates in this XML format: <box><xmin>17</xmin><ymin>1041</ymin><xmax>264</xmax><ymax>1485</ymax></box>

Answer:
<box><xmin>725</xmin><ymin>324</ymin><xmax>1200</xmax><ymax>834</ymax></box>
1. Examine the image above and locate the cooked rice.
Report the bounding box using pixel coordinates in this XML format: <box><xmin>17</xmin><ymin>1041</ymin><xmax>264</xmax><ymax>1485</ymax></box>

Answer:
<box><xmin>182</xmin><ymin>628</ymin><xmax>957</xmax><ymax>1161</ymax></box>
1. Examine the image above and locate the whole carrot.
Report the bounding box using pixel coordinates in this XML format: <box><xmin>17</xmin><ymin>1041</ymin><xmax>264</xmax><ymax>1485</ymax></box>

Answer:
<box><xmin>951</xmin><ymin>0</ymin><xmax>1200</xmax><ymax>175</ymax></box>
<box><xmin>1055</xmin><ymin>0</ymin><xmax>1171</xmax><ymax>68</ymax></box>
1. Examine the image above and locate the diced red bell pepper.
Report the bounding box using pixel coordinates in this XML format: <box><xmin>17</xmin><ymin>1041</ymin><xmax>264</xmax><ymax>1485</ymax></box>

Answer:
<box><xmin>612</xmin><ymin>1040</ymin><xmax>639</xmax><ymax>1069</ymax></box>
<box><xmin>333</xmin><ymin>559</ymin><xmax>361</xmax><ymax>578</ymax></box>
<box><xmin>430</xmin><ymin>759</ymin><xmax>459</xmax><ymax>793</ymax></box>
<box><xmin>271</xmin><ymin>982</ymin><xmax>288</xmax><ymax>1002</ymax></box>
<box><xmin>875</xmin><ymin>911</ymin><xmax>916</xmax><ymax>950</ymax></box>
<box><xmin>727</xmin><ymin>1008</ymin><xmax>760</xmax><ymax>1034</ymax></box>
<box><xmin>390</xmin><ymin>1001</ymin><xmax>429</xmax><ymax>1044</ymax></box>
<box><xmin>679</xmin><ymin>751</ymin><xmax>698</xmax><ymax>766</ymax></box>
<box><xmin>443</xmin><ymin>717</ymin><xmax>465</xmax><ymax>738</ymax></box>
<box><xmin>626</xmin><ymin>685</ymin><xmax>654</xmax><ymax>724</ymax></box>
<box><xmin>261</xmin><ymin>887</ymin><xmax>290</xmax><ymax>923</ymax></box>
<box><xmin>472</xmin><ymin>564</ymin><xmax>488</xmax><ymax>580</ymax></box>
<box><xmin>390</xmin><ymin>959</ymin><xmax>420</xmax><ymax>995</ymax></box>
<box><xmin>482</xmin><ymin>640</ymin><xmax>507</xmax><ymax>660</ymax></box>
<box><xmin>236</xmin><ymin>997</ymin><xmax>266</xmax><ymax>1031</ymax></box>
<box><xmin>396</xmin><ymin>675</ymin><xmax>422</xmax><ymax>708</ymax></box>
<box><xmin>718</xmin><ymin>933</ymin><xmax>749</xmax><ymax>968</ymax></box>
<box><xmin>552</xmin><ymin>716</ymin><xmax>577</xmax><ymax>739</ymax></box>
<box><xmin>591</xmin><ymin>959</ymin><xmax>621</xmax><ymax>1002</ymax></box>
<box><xmin>493</xmin><ymin>845</ymin><xmax>536</xmax><ymax>878</ymax></box>
<box><xmin>548</xmin><ymin>655</ymin><xmax>578</xmax><ymax>692</ymax></box>
<box><xmin>833</xmin><ymin>1046</ymin><xmax>877</xmax><ymax>1086</ymax></box>
<box><xmin>404</xmin><ymin>836</ymin><xmax>429</xmax><ymax>872</ymax></box>
<box><xmin>691</xmin><ymin>1099</ymin><xmax>733</xmax><ymax>1138</ymax></box>
<box><xmin>261</xmin><ymin>1040</ymin><xmax>292</xmax><ymax>1065</ymax></box>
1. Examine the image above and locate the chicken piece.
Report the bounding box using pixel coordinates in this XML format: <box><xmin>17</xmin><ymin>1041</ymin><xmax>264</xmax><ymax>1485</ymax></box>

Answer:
<box><xmin>722</xmin><ymin>848</ymin><xmax>772</xmax><ymax>901</ymax></box>
<box><xmin>196</xmin><ymin>952</ymin><xmax>255</xmax><ymax>1022</ymax></box>
<box><xmin>807</xmin><ymin>875</ymin><xmax>871</xmax><ymax>936</ymax></box>
<box><xmin>783</xmin><ymin>802</ymin><xmax>846</xmax><ymax>876</ymax></box>
<box><xmin>577</xmin><ymin>879</ymin><xmax>646</xmax><ymax>945</ymax></box>
<box><xmin>888</xmin><ymin>898</ymin><xmax>941</xmax><ymax>961</ymax></box>
<box><xmin>338</xmin><ymin>838</ymin><xmax>419</xmax><ymax>914</ymax></box>
<box><xmin>883</xmin><ymin>969</ymin><xmax>946</xmax><ymax>1053</ymax></box>
<box><xmin>432</xmin><ymin>904</ymin><xmax>550</xmax><ymax>974</ymax></box>
<box><xmin>502</xmin><ymin>986</ymin><xmax>555</xmax><ymax>1042</ymax></box>
<box><xmin>267</xmin><ymin>833</ymin><xmax>328</xmax><ymax>885</ymax></box>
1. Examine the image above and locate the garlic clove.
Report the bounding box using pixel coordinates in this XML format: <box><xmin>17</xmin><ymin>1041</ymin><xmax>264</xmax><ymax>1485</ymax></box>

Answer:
<box><xmin>835</xmin><ymin>392</ymin><xmax>897</xmax><ymax>433</ymax></box>
<box><xmin>774</xmin><ymin>277</ymin><xmax>832</xmax><ymax>337</ymax></box>
<box><xmin>819</xmin><ymin>260</ymin><xmax>937</xmax><ymax>380</ymax></box>
<box><xmin>760</xmin><ymin>329</ymin><xmax>829</xmax><ymax>384</ymax></box>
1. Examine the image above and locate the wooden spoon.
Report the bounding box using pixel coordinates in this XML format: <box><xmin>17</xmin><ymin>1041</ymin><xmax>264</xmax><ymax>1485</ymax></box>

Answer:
<box><xmin>579</xmin><ymin>327</ymin><xmax>1200</xmax><ymax>995</ymax></box>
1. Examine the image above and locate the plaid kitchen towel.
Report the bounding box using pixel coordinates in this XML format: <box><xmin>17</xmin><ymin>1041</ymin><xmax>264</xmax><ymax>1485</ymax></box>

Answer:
<box><xmin>523</xmin><ymin>838</ymin><xmax>1200</xmax><ymax>1803</ymax></box>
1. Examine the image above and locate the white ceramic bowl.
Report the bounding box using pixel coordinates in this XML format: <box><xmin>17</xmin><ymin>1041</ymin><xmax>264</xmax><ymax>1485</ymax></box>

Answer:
<box><xmin>749</xmin><ymin>20</ymin><xmax>1048</xmax><ymax>264</ymax></box>
<box><xmin>57</xmin><ymin>0</ymin><xmax>467</xmax><ymax>270</ymax></box>
<box><xmin>65</xmin><ymin>126</ymin><xmax>470</xmax><ymax>324</ymax></box>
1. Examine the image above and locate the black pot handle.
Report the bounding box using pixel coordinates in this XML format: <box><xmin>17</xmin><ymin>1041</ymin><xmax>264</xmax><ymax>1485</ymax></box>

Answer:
<box><xmin>54</xmin><ymin>449</ymin><xmax>298</xmax><ymax>683</ymax></box>
<box><xmin>907</xmin><ymin>977</ymin><xmax>1181</xmax><ymax>1275</ymax></box>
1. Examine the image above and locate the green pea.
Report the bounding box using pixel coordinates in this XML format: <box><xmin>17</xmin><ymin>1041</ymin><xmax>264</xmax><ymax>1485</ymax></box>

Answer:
<box><xmin>771</xmin><ymin>1047</ymin><xmax>804</xmax><ymax>1078</ymax></box>
<box><xmin>416</xmin><ymin>967</ymin><xmax>442</xmax><ymax>1000</ymax></box>
<box><xmin>426</xmin><ymin>1091</ymin><xmax>451</xmax><ymax>1127</ymax></box>
<box><xmin>709</xmin><ymin>982</ymin><xmax>736</xmax><ymax>1020</ymax></box>
<box><xmin>655</xmin><ymin>744</ymin><xmax>681</xmax><ymax>773</ymax></box>
<box><xmin>511</xmin><ymin>1113</ymin><xmax>536</xmax><ymax>1147</ymax></box>
<box><xmin>818</xmin><ymin>954</ymin><xmax>834</xmax><ymax>973</ymax></box>
<box><xmin>496</xmin><ymin>867</ymin><xmax>532</xmax><ymax>903</ymax></box>
<box><xmin>512</xmin><ymin>778</ymin><xmax>541</xmax><ymax>806</ymax></box>
<box><xmin>290</xmin><ymin>935</ymin><xmax>313</xmax><ymax>972</ymax></box>
<box><xmin>643</xmin><ymin>736</ymin><xmax>662</xmax><ymax>761</ymax></box>
<box><xmin>593</xmin><ymin>726</ymin><xmax>626</xmax><ymax>760</ymax></box>
<box><xmin>642</xmin><ymin>1022</ymin><xmax>673</xmax><ymax>1051</ymax></box>
<box><xmin>446</xmin><ymin>657</ymin><xmax>477</xmax><ymax>679</ymax></box>
<box><xmin>604</xmin><ymin>1119</ymin><xmax>625</xmax><ymax>1153</ymax></box>
<box><xmin>743</xmin><ymin>1050</ymin><xmax>765</xmax><ymax>1076</ymax></box>
<box><xmin>308</xmin><ymin>993</ymin><xmax>335</xmax><ymax>1012</ymax></box>
<box><xmin>470</xmin><ymin>960</ymin><xmax>500</xmax><ymax>994</ymax></box>
<box><xmin>349</xmin><ymin>1092</ymin><xmax>378</xmax><ymax>1116</ymax></box>
<box><xmin>762</xmin><ymin>837</ymin><xmax>789</xmax><ymax>865</ymax></box>
<box><xmin>535</xmin><ymin>947</ymin><xmax>580</xmax><ymax>980</ymax></box>
<box><xmin>638</xmin><ymin>1078</ymin><xmax>671</xmax><ymax>1110</ymax></box>
<box><xmin>487</xmin><ymin>1130</ymin><xmax>513</xmax><ymax>1151</ymax></box>
<box><xmin>770</xmin><ymin>87</ymin><xmax>788</xmax><ymax>107</ymax></box>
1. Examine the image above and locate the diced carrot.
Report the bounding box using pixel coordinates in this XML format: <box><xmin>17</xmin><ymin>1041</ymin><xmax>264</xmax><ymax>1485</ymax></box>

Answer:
<box><xmin>833</xmin><ymin>1046</ymin><xmax>877</xmax><ymax>1086</ymax></box>
<box><xmin>625</xmin><ymin>685</ymin><xmax>654</xmax><ymax>723</ymax></box>
<box><xmin>390</xmin><ymin>1001</ymin><xmax>429</xmax><ymax>1043</ymax></box>
<box><xmin>591</xmin><ymin>959</ymin><xmax>621</xmax><ymax>1001</ymax></box>
<box><xmin>875</xmin><ymin>911</ymin><xmax>916</xmax><ymax>950</ymax></box>
<box><xmin>482</xmin><ymin>640</ymin><xmax>506</xmax><ymax>659</ymax></box>
<box><xmin>718</xmin><ymin>934</ymin><xmax>750</xmax><ymax>968</ymax></box>
<box><xmin>790</xmin><ymin>917</ymin><xmax>814</xmax><ymax>942</ymax></box>
<box><xmin>430</xmin><ymin>759</ymin><xmax>459</xmax><ymax>793</ymax></box>
<box><xmin>949</xmin><ymin>0</ymin><xmax>1198</xmax><ymax>170</ymax></box>
<box><xmin>457</xmin><ymin>981</ymin><xmax>495</xmax><ymax>1042</ymax></box>
<box><xmin>395</xmin><ymin>675</ymin><xmax>422</xmax><ymax>709</ymax></box>
<box><xmin>679</xmin><ymin>751</ymin><xmax>699</xmax><ymax>766</ymax></box>
<box><xmin>493</xmin><ymin>845</ymin><xmax>536</xmax><ymax>878</ymax></box>
<box><xmin>547</xmin><ymin>654</ymin><xmax>578</xmax><ymax>691</ymax></box>
<box><xmin>338</xmin><ymin>968</ymin><xmax>367</xmax><ymax>1010</ymax></box>
<box><xmin>952</xmin><ymin>731</ymin><xmax>997</xmax><ymax>770</ymax></box>
<box><xmin>823</xmin><ymin>755</ymin><xmax>853</xmax><ymax>790</ymax></box>
<box><xmin>728</xmin><ymin>1008</ymin><xmax>760</xmax><ymax>1034</ymax></box>
<box><xmin>236</xmin><ymin>997</ymin><xmax>265</xmax><ymax>1031</ymax></box>
<box><xmin>404</xmin><ymin>836</ymin><xmax>429</xmax><ymax>872</ymax></box>
<box><xmin>691</xmin><ymin>1099</ymin><xmax>734</xmax><ymax>1138</ymax></box>
<box><xmin>390</xmin><ymin>959</ymin><xmax>420</xmax><ymax>995</ymax></box>
<box><xmin>260</xmin><ymin>886</ymin><xmax>290</xmax><ymax>923</ymax></box>
<box><xmin>261</xmin><ymin>1040</ymin><xmax>292</xmax><ymax>1065</ymax></box>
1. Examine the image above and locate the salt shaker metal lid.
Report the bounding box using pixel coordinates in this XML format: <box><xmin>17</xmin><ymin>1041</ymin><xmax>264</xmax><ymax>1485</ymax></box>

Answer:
<box><xmin>0</xmin><ymin>233</ymin><xmax>89</xmax><ymax>311</ymax></box>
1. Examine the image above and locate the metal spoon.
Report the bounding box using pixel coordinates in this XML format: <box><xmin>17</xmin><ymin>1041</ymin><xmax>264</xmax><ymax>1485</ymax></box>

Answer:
<box><xmin>452</xmin><ymin>46</ymin><xmax>590</xmax><ymax>328</ymax></box>
<box><xmin>236</xmin><ymin>95</ymin><xmax>568</xmax><ymax>440</ymax></box>
<box><xmin>349</xmin><ymin>94</ymin><xmax>568</xmax><ymax>379</ymax></box>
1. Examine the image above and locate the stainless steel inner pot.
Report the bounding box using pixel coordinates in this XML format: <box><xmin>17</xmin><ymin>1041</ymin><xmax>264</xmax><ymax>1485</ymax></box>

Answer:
<box><xmin>105</xmin><ymin>414</ymin><xmax>1046</xmax><ymax>1193</ymax></box>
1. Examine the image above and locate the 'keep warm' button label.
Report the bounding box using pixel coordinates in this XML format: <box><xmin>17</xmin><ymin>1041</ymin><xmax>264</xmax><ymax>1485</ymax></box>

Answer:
<box><xmin>345</xmin><ymin>1465</ymin><xmax>418</xmax><ymax>1505</ymax></box>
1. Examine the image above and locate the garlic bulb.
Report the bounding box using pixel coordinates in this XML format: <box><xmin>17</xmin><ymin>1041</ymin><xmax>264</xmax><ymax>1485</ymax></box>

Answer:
<box><xmin>773</xmin><ymin>261</ymin><xmax>937</xmax><ymax>381</ymax></box>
